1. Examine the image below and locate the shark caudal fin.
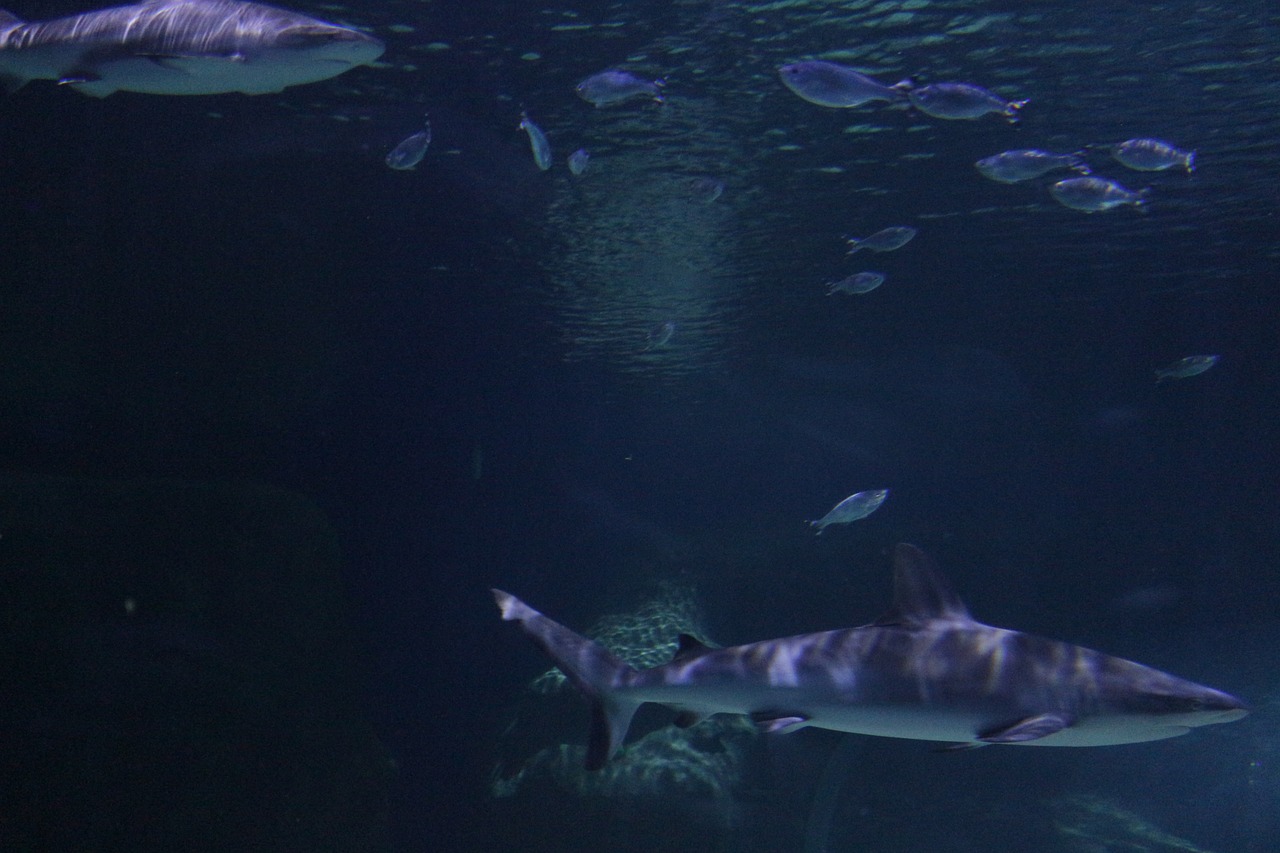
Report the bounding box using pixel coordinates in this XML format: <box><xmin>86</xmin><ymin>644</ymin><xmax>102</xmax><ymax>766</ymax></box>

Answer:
<box><xmin>493</xmin><ymin>589</ymin><xmax>642</xmax><ymax>770</ymax></box>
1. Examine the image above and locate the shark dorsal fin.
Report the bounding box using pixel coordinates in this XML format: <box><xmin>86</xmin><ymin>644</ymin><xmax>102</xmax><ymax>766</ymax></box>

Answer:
<box><xmin>672</xmin><ymin>633</ymin><xmax>714</xmax><ymax>663</ymax></box>
<box><xmin>875</xmin><ymin>543</ymin><xmax>972</xmax><ymax>626</ymax></box>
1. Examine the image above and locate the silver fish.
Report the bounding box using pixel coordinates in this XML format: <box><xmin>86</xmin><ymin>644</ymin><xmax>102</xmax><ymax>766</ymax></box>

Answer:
<box><xmin>0</xmin><ymin>0</ymin><xmax>383</xmax><ymax>97</ymax></box>
<box><xmin>809</xmin><ymin>488</ymin><xmax>889</xmax><ymax>534</ymax></box>
<box><xmin>385</xmin><ymin>118</ymin><xmax>431</xmax><ymax>171</ymax></box>
<box><xmin>519</xmin><ymin>111</ymin><xmax>552</xmax><ymax>171</ymax></box>
<box><xmin>691</xmin><ymin>176</ymin><xmax>725</xmax><ymax>203</ymax></box>
<box><xmin>909</xmin><ymin>82</ymin><xmax>1027</xmax><ymax>123</ymax></box>
<box><xmin>644</xmin><ymin>321</ymin><xmax>676</xmax><ymax>350</ymax></box>
<box><xmin>1155</xmin><ymin>355</ymin><xmax>1219</xmax><ymax>382</ymax></box>
<box><xmin>975</xmin><ymin>149</ymin><xmax>1089</xmax><ymax>183</ymax></box>
<box><xmin>1050</xmin><ymin>177</ymin><xmax>1147</xmax><ymax>212</ymax></box>
<box><xmin>575</xmin><ymin>69</ymin><xmax>664</xmax><ymax>107</ymax></box>
<box><xmin>567</xmin><ymin>148</ymin><xmax>590</xmax><ymax>175</ymax></box>
<box><xmin>846</xmin><ymin>226</ymin><xmax>916</xmax><ymax>254</ymax></box>
<box><xmin>778</xmin><ymin>61</ymin><xmax>909</xmax><ymax>108</ymax></box>
<box><xmin>826</xmin><ymin>271</ymin><xmax>885</xmax><ymax>296</ymax></box>
<box><xmin>1109</xmin><ymin>138</ymin><xmax>1195</xmax><ymax>174</ymax></box>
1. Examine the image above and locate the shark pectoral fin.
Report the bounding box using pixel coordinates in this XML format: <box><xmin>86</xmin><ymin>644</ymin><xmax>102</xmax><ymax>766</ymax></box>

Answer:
<box><xmin>978</xmin><ymin>712</ymin><xmax>1073</xmax><ymax>744</ymax></box>
<box><xmin>752</xmin><ymin>712</ymin><xmax>810</xmax><ymax>734</ymax></box>
<box><xmin>57</xmin><ymin>70</ymin><xmax>101</xmax><ymax>86</ymax></box>
<box><xmin>934</xmin><ymin>741</ymin><xmax>989</xmax><ymax>752</ymax></box>
<box><xmin>59</xmin><ymin>72</ymin><xmax>115</xmax><ymax>98</ymax></box>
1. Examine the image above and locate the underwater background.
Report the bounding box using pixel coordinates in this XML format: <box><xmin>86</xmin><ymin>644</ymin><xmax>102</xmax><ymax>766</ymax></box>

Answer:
<box><xmin>0</xmin><ymin>0</ymin><xmax>1276</xmax><ymax>850</ymax></box>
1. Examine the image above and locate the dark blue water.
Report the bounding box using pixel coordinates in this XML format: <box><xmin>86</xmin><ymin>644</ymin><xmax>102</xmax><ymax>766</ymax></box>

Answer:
<box><xmin>0</xmin><ymin>0</ymin><xmax>1276</xmax><ymax>850</ymax></box>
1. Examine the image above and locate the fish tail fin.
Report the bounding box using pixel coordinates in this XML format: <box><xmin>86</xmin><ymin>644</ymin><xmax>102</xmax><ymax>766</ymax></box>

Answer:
<box><xmin>652</xmin><ymin>79</ymin><xmax>667</xmax><ymax>104</ymax></box>
<box><xmin>1068</xmin><ymin>150</ymin><xmax>1092</xmax><ymax>175</ymax></box>
<box><xmin>1184</xmin><ymin>151</ymin><xmax>1196</xmax><ymax>174</ymax></box>
<box><xmin>493</xmin><ymin>589</ymin><xmax>641</xmax><ymax>770</ymax></box>
<box><xmin>1004</xmin><ymin>99</ymin><xmax>1029</xmax><ymax>124</ymax></box>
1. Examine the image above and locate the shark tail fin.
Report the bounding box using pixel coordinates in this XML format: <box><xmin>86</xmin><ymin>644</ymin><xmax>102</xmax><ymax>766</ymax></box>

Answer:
<box><xmin>493</xmin><ymin>589</ymin><xmax>642</xmax><ymax>770</ymax></box>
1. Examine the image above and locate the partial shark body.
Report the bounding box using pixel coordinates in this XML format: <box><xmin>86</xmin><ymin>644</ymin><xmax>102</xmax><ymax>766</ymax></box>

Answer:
<box><xmin>0</xmin><ymin>0</ymin><xmax>383</xmax><ymax>97</ymax></box>
<box><xmin>495</xmin><ymin>544</ymin><xmax>1247</xmax><ymax>770</ymax></box>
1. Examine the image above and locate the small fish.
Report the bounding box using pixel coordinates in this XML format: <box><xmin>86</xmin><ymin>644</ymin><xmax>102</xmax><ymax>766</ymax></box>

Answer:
<box><xmin>575</xmin><ymin>70</ymin><xmax>665</xmax><ymax>107</ymax></box>
<box><xmin>778</xmin><ymin>61</ymin><xmax>909</xmax><ymax>108</ymax></box>
<box><xmin>846</xmin><ymin>226</ymin><xmax>916</xmax><ymax>254</ymax></box>
<box><xmin>1155</xmin><ymin>355</ymin><xmax>1219</xmax><ymax>382</ymax></box>
<box><xmin>975</xmin><ymin>149</ymin><xmax>1089</xmax><ymax>183</ymax></box>
<box><xmin>909</xmin><ymin>82</ymin><xmax>1027</xmax><ymax>123</ymax></box>
<box><xmin>519</xmin><ymin>111</ymin><xmax>552</xmax><ymax>171</ymax></box>
<box><xmin>826</xmin><ymin>271</ymin><xmax>885</xmax><ymax>295</ymax></box>
<box><xmin>1109</xmin><ymin>138</ymin><xmax>1195</xmax><ymax>174</ymax></box>
<box><xmin>568</xmin><ymin>148</ymin><xmax>590</xmax><ymax>175</ymax></box>
<box><xmin>809</xmin><ymin>488</ymin><xmax>889</xmax><ymax>534</ymax></box>
<box><xmin>644</xmin><ymin>321</ymin><xmax>676</xmax><ymax>350</ymax></box>
<box><xmin>1050</xmin><ymin>177</ymin><xmax>1148</xmax><ymax>212</ymax></box>
<box><xmin>385</xmin><ymin>117</ymin><xmax>432</xmax><ymax>170</ymax></box>
<box><xmin>691</xmin><ymin>176</ymin><xmax>725</xmax><ymax>203</ymax></box>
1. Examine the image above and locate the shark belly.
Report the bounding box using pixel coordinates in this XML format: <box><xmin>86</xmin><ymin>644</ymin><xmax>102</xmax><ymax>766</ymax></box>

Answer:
<box><xmin>69</xmin><ymin>53</ymin><xmax>353</xmax><ymax>96</ymax></box>
<box><xmin>629</xmin><ymin>680</ymin><xmax>1200</xmax><ymax>747</ymax></box>
<box><xmin>632</xmin><ymin>682</ymin><xmax>992</xmax><ymax>743</ymax></box>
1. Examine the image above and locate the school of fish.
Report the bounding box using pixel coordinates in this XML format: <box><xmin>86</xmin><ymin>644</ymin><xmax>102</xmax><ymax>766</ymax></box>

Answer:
<box><xmin>363</xmin><ymin>43</ymin><xmax>1205</xmax><ymax>532</ymax></box>
<box><xmin>9</xmin><ymin>2</ymin><xmax>1215</xmax><ymax>530</ymax></box>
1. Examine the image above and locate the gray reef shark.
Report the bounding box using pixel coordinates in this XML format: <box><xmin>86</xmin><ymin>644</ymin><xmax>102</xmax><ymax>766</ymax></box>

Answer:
<box><xmin>494</xmin><ymin>544</ymin><xmax>1247</xmax><ymax>770</ymax></box>
<box><xmin>0</xmin><ymin>0</ymin><xmax>383</xmax><ymax>97</ymax></box>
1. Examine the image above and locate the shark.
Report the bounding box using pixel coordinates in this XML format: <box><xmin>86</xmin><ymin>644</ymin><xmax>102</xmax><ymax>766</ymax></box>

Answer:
<box><xmin>494</xmin><ymin>544</ymin><xmax>1247</xmax><ymax>770</ymax></box>
<box><xmin>0</xmin><ymin>0</ymin><xmax>384</xmax><ymax>97</ymax></box>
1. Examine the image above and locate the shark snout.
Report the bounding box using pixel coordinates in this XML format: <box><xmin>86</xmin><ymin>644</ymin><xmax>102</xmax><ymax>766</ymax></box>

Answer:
<box><xmin>1182</xmin><ymin>688</ymin><xmax>1249</xmax><ymax>727</ymax></box>
<box><xmin>1211</xmin><ymin>707</ymin><xmax>1249</xmax><ymax>724</ymax></box>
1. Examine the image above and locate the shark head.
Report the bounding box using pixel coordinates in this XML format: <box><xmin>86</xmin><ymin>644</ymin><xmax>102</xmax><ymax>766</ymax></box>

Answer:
<box><xmin>1102</xmin><ymin>661</ymin><xmax>1249</xmax><ymax>733</ymax></box>
<box><xmin>268</xmin><ymin>22</ymin><xmax>385</xmax><ymax>71</ymax></box>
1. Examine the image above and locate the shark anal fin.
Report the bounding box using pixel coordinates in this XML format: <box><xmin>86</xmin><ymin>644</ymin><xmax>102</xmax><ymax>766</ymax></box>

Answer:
<box><xmin>751</xmin><ymin>712</ymin><xmax>809</xmax><ymax>734</ymax></box>
<box><xmin>978</xmin><ymin>712</ymin><xmax>1073</xmax><ymax>744</ymax></box>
